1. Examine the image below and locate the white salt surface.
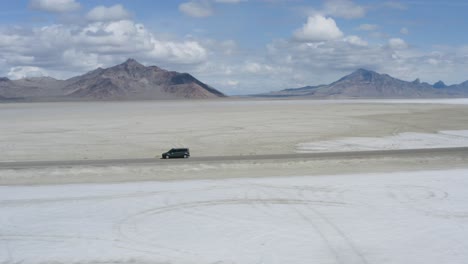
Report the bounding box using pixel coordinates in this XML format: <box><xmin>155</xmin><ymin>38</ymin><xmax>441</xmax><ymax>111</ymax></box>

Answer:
<box><xmin>297</xmin><ymin>130</ymin><xmax>468</xmax><ymax>152</ymax></box>
<box><xmin>327</xmin><ymin>98</ymin><xmax>468</xmax><ymax>105</ymax></box>
<box><xmin>3</xmin><ymin>99</ymin><xmax>468</xmax><ymax>162</ymax></box>
<box><xmin>2</xmin><ymin>170</ymin><xmax>468</xmax><ymax>264</ymax></box>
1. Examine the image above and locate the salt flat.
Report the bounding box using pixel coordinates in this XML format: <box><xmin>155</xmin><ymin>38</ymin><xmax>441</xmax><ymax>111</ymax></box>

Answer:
<box><xmin>2</xmin><ymin>99</ymin><xmax>468</xmax><ymax>162</ymax></box>
<box><xmin>2</xmin><ymin>99</ymin><xmax>468</xmax><ymax>264</ymax></box>
<box><xmin>297</xmin><ymin>130</ymin><xmax>468</xmax><ymax>152</ymax></box>
<box><xmin>2</xmin><ymin>169</ymin><xmax>468</xmax><ymax>264</ymax></box>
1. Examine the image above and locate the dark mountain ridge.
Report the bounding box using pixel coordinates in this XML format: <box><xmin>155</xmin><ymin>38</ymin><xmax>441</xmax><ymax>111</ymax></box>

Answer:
<box><xmin>257</xmin><ymin>69</ymin><xmax>468</xmax><ymax>98</ymax></box>
<box><xmin>0</xmin><ymin>59</ymin><xmax>225</xmax><ymax>101</ymax></box>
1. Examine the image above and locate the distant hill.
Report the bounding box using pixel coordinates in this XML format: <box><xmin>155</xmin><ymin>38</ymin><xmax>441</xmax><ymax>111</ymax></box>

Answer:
<box><xmin>256</xmin><ymin>69</ymin><xmax>468</xmax><ymax>98</ymax></box>
<box><xmin>0</xmin><ymin>59</ymin><xmax>225</xmax><ymax>101</ymax></box>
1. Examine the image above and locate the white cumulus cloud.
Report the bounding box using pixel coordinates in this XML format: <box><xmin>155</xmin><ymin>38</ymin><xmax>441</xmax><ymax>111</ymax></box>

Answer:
<box><xmin>388</xmin><ymin>38</ymin><xmax>408</xmax><ymax>49</ymax></box>
<box><xmin>293</xmin><ymin>15</ymin><xmax>343</xmax><ymax>42</ymax></box>
<box><xmin>344</xmin><ymin>35</ymin><xmax>368</xmax><ymax>46</ymax></box>
<box><xmin>7</xmin><ymin>66</ymin><xmax>48</xmax><ymax>79</ymax></box>
<box><xmin>179</xmin><ymin>1</ymin><xmax>213</xmax><ymax>18</ymax></box>
<box><xmin>149</xmin><ymin>40</ymin><xmax>207</xmax><ymax>64</ymax></box>
<box><xmin>0</xmin><ymin>19</ymin><xmax>209</xmax><ymax>79</ymax></box>
<box><xmin>29</xmin><ymin>0</ymin><xmax>80</xmax><ymax>13</ymax></box>
<box><xmin>86</xmin><ymin>4</ymin><xmax>131</xmax><ymax>22</ymax></box>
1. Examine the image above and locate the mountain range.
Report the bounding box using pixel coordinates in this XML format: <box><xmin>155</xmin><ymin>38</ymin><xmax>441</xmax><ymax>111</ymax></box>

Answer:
<box><xmin>0</xmin><ymin>59</ymin><xmax>225</xmax><ymax>101</ymax></box>
<box><xmin>255</xmin><ymin>68</ymin><xmax>468</xmax><ymax>98</ymax></box>
<box><xmin>2</xmin><ymin>62</ymin><xmax>468</xmax><ymax>101</ymax></box>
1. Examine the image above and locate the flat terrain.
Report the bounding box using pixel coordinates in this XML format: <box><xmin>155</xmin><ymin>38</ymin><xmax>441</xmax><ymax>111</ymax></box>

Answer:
<box><xmin>2</xmin><ymin>99</ymin><xmax>468</xmax><ymax>162</ymax></box>
<box><xmin>2</xmin><ymin>170</ymin><xmax>468</xmax><ymax>264</ymax></box>
<box><xmin>2</xmin><ymin>146</ymin><xmax>468</xmax><ymax>185</ymax></box>
<box><xmin>2</xmin><ymin>99</ymin><xmax>468</xmax><ymax>264</ymax></box>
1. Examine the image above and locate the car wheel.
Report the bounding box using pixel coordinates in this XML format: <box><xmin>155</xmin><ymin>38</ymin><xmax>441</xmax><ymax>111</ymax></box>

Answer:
<box><xmin>184</xmin><ymin>154</ymin><xmax>188</xmax><ymax>158</ymax></box>
<box><xmin>165</xmin><ymin>156</ymin><xmax>170</xmax><ymax>159</ymax></box>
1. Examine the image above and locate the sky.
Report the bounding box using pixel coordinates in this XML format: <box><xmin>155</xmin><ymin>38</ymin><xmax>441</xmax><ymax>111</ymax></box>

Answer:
<box><xmin>0</xmin><ymin>0</ymin><xmax>467</xmax><ymax>95</ymax></box>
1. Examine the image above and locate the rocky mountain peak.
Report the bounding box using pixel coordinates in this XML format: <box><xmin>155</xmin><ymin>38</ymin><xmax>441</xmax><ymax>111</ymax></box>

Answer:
<box><xmin>433</xmin><ymin>80</ymin><xmax>447</xmax><ymax>89</ymax></box>
<box><xmin>1</xmin><ymin>59</ymin><xmax>225</xmax><ymax>100</ymax></box>
<box><xmin>100</xmin><ymin>58</ymin><xmax>148</xmax><ymax>79</ymax></box>
<box><xmin>259</xmin><ymin>68</ymin><xmax>468</xmax><ymax>99</ymax></box>
<box><xmin>117</xmin><ymin>58</ymin><xmax>145</xmax><ymax>70</ymax></box>
<box><xmin>338</xmin><ymin>68</ymin><xmax>381</xmax><ymax>83</ymax></box>
<box><xmin>122</xmin><ymin>58</ymin><xmax>143</xmax><ymax>67</ymax></box>
<box><xmin>22</xmin><ymin>76</ymin><xmax>59</xmax><ymax>82</ymax></box>
<box><xmin>61</xmin><ymin>59</ymin><xmax>224</xmax><ymax>100</ymax></box>
<box><xmin>353</xmin><ymin>68</ymin><xmax>374</xmax><ymax>74</ymax></box>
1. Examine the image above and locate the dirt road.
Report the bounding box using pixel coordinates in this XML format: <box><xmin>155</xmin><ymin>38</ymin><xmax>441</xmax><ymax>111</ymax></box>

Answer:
<box><xmin>2</xmin><ymin>146</ymin><xmax>468</xmax><ymax>169</ymax></box>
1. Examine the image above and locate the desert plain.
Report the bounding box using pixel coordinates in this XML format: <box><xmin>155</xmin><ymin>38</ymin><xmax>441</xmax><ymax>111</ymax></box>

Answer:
<box><xmin>2</xmin><ymin>99</ymin><xmax>468</xmax><ymax>264</ymax></box>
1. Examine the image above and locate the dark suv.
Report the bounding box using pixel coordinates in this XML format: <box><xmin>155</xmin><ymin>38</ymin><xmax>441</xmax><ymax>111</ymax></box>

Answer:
<box><xmin>162</xmin><ymin>148</ymin><xmax>190</xmax><ymax>159</ymax></box>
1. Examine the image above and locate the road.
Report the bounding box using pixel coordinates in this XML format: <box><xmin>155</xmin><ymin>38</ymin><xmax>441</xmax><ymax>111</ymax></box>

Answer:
<box><xmin>2</xmin><ymin>147</ymin><xmax>468</xmax><ymax>169</ymax></box>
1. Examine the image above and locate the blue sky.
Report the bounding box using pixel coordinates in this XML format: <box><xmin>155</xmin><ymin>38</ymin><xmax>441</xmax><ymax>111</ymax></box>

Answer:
<box><xmin>1</xmin><ymin>0</ymin><xmax>467</xmax><ymax>94</ymax></box>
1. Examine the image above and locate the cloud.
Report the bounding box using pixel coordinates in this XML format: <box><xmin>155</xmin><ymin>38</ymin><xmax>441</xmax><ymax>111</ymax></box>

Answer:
<box><xmin>260</xmin><ymin>34</ymin><xmax>468</xmax><ymax>90</ymax></box>
<box><xmin>149</xmin><ymin>40</ymin><xmax>207</xmax><ymax>64</ymax></box>
<box><xmin>343</xmin><ymin>35</ymin><xmax>368</xmax><ymax>46</ymax></box>
<box><xmin>244</xmin><ymin>62</ymin><xmax>270</xmax><ymax>73</ymax></box>
<box><xmin>293</xmin><ymin>15</ymin><xmax>343</xmax><ymax>42</ymax></box>
<box><xmin>0</xmin><ymin>20</ymin><xmax>208</xmax><ymax>79</ymax></box>
<box><xmin>223</xmin><ymin>80</ymin><xmax>239</xmax><ymax>87</ymax></box>
<box><xmin>7</xmin><ymin>66</ymin><xmax>48</xmax><ymax>79</ymax></box>
<box><xmin>29</xmin><ymin>0</ymin><xmax>80</xmax><ymax>13</ymax></box>
<box><xmin>179</xmin><ymin>1</ymin><xmax>213</xmax><ymax>18</ymax></box>
<box><xmin>400</xmin><ymin>27</ymin><xmax>409</xmax><ymax>35</ymax></box>
<box><xmin>426</xmin><ymin>58</ymin><xmax>439</xmax><ymax>66</ymax></box>
<box><xmin>74</xmin><ymin>20</ymin><xmax>208</xmax><ymax>63</ymax></box>
<box><xmin>370</xmin><ymin>31</ymin><xmax>389</xmax><ymax>39</ymax></box>
<box><xmin>388</xmin><ymin>38</ymin><xmax>408</xmax><ymax>49</ymax></box>
<box><xmin>267</xmin><ymin>38</ymin><xmax>383</xmax><ymax>75</ymax></box>
<box><xmin>86</xmin><ymin>4</ymin><xmax>131</xmax><ymax>22</ymax></box>
<box><xmin>323</xmin><ymin>0</ymin><xmax>366</xmax><ymax>19</ymax></box>
<box><xmin>3</xmin><ymin>0</ymin><xmax>467</xmax><ymax>95</ymax></box>
<box><xmin>357</xmin><ymin>24</ymin><xmax>378</xmax><ymax>31</ymax></box>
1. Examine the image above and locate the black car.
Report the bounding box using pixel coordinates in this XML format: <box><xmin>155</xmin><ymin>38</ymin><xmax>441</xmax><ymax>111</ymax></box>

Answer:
<box><xmin>162</xmin><ymin>148</ymin><xmax>190</xmax><ymax>159</ymax></box>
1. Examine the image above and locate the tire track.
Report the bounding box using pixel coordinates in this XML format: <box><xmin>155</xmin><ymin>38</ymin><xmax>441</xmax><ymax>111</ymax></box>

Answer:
<box><xmin>116</xmin><ymin>198</ymin><xmax>343</xmax><ymax>260</ymax></box>
<box><xmin>268</xmin><ymin>185</ymin><xmax>369</xmax><ymax>264</ymax></box>
<box><xmin>384</xmin><ymin>185</ymin><xmax>468</xmax><ymax>218</ymax></box>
